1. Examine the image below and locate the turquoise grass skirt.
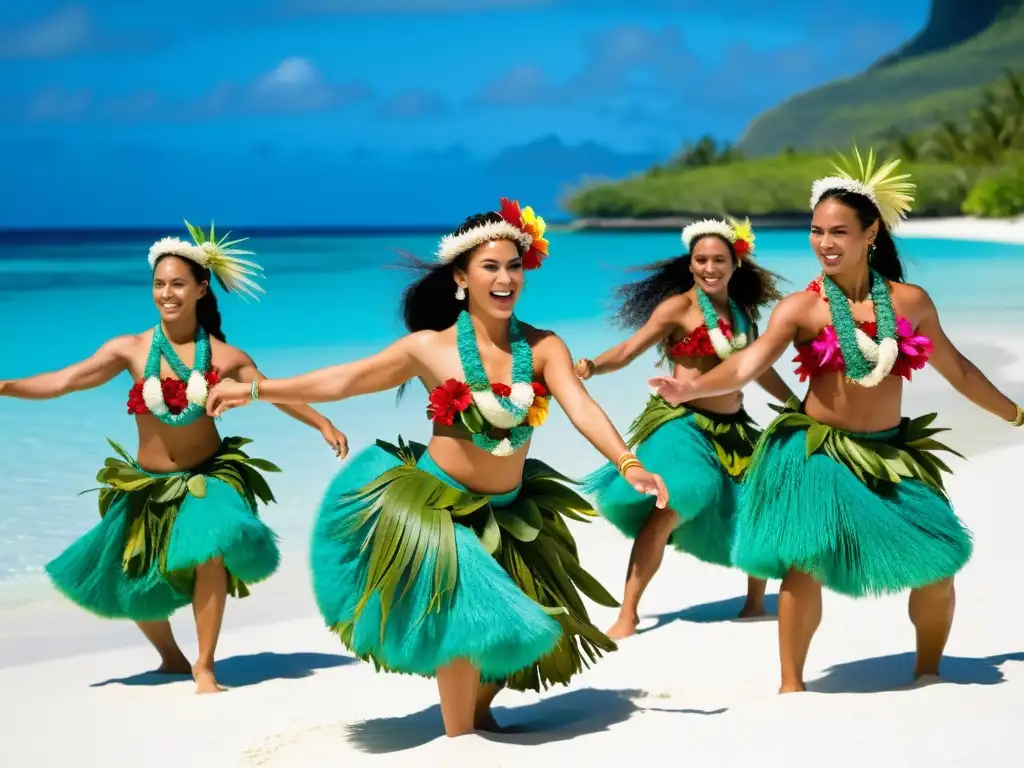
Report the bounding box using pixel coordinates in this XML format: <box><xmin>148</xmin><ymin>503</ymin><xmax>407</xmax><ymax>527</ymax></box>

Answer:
<box><xmin>46</xmin><ymin>440</ymin><xmax>281</xmax><ymax>621</ymax></box>
<box><xmin>732</xmin><ymin>417</ymin><xmax>973</xmax><ymax>596</ymax></box>
<box><xmin>311</xmin><ymin>442</ymin><xmax>564</xmax><ymax>682</ymax></box>
<box><xmin>582</xmin><ymin>404</ymin><xmax>758</xmax><ymax>567</ymax></box>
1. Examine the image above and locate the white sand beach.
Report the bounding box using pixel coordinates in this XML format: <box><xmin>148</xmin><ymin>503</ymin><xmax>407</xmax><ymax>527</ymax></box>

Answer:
<box><xmin>1</xmin><ymin>217</ymin><xmax>1022</xmax><ymax>767</ymax></box>
<box><xmin>898</xmin><ymin>215</ymin><xmax>1024</xmax><ymax>244</ymax></box>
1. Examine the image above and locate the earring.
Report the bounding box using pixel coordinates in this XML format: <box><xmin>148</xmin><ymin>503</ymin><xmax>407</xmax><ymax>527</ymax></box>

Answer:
<box><xmin>455</xmin><ymin>285</ymin><xmax>466</xmax><ymax>300</ymax></box>
<box><xmin>867</xmin><ymin>243</ymin><xmax>876</xmax><ymax>261</ymax></box>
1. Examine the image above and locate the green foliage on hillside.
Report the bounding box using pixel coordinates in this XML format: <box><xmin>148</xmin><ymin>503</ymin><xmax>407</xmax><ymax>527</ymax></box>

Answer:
<box><xmin>738</xmin><ymin>2</ymin><xmax>1024</xmax><ymax>156</ymax></box>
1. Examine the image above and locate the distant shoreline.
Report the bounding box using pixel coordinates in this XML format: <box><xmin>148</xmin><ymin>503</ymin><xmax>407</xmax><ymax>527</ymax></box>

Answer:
<box><xmin>2</xmin><ymin>214</ymin><xmax>1022</xmax><ymax>245</ymax></box>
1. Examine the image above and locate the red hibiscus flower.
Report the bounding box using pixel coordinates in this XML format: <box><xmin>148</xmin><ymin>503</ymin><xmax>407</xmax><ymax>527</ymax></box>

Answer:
<box><xmin>491</xmin><ymin>382</ymin><xmax>512</xmax><ymax>397</ymax></box>
<box><xmin>127</xmin><ymin>382</ymin><xmax>148</xmax><ymax>415</ymax></box>
<box><xmin>205</xmin><ymin>367</ymin><xmax>221</xmax><ymax>386</ymax></box>
<box><xmin>531</xmin><ymin>381</ymin><xmax>547</xmax><ymax>397</ymax></box>
<box><xmin>734</xmin><ymin>239</ymin><xmax>751</xmax><ymax>257</ymax></box>
<box><xmin>161</xmin><ymin>379</ymin><xmax>189</xmax><ymax>414</ymax></box>
<box><xmin>427</xmin><ymin>379</ymin><xmax>472</xmax><ymax>425</ymax></box>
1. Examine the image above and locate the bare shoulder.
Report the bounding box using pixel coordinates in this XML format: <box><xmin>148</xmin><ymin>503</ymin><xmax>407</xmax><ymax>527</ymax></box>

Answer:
<box><xmin>404</xmin><ymin>328</ymin><xmax>445</xmax><ymax>356</ymax></box>
<box><xmin>521</xmin><ymin>323</ymin><xmax>570</xmax><ymax>359</ymax></box>
<box><xmin>891</xmin><ymin>281</ymin><xmax>931</xmax><ymax>306</ymax></box>
<box><xmin>776</xmin><ymin>289</ymin><xmax>820</xmax><ymax>316</ymax></box>
<box><xmin>106</xmin><ymin>332</ymin><xmax>146</xmax><ymax>357</ymax></box>
<box><xmin>658</xmin><ymin>292</ymin><xmax>693</xmax><ymax>315</ymax></box>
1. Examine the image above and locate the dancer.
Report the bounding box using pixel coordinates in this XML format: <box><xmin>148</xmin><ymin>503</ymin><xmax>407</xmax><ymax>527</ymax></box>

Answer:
<box><xmin>206</xmin><ymin>198</ymin><xmax>669</xmax><ymax>737</ymax></box>
<box><xmin>575</xmin><ymin>217</ymin><xmax>794</xmax><ymax>638</ymax></box>
<box><xmin>649</xmin><ymin>148</ymin><xmax>1023</xmax><ymax>692</ymax></box>
<box><xmin>0</xmin><ymin>222</ymin><xmax>346</xmax><ymax>694</ymax></box>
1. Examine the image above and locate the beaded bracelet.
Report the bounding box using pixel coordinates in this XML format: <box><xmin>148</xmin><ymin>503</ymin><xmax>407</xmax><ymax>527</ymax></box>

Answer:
<box><xmin>250</xmin><ymin>378</ymin><xmax>261</xmax><ymax>401</ymax></box>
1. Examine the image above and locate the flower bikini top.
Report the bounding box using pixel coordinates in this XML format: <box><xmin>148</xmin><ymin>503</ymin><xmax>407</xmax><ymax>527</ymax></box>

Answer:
<box><xmin>666</xmin><ymin>320</ymin><xmax>738</xmax><ymax>359</ymax></box>
<box><xmin>793</xmin><ymin>280</ymin><xmax>933</xmax><ymax>382</ymax></box>
<box><xmin>127</xmin><ymin>326</ymin><xmax>219</xmax><ymax>426</ymax></box>
<box><xmin>424</xmin><ymin>311</ymin><xmax>552</xmax><ymax>458</ymax></box>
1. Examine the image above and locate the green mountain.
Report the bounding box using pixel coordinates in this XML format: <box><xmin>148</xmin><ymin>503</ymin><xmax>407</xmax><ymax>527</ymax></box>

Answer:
<box><xmin>739</xmin><ymin>0</ymin><xmax>1024</xmax><ymax>156</ymax></box>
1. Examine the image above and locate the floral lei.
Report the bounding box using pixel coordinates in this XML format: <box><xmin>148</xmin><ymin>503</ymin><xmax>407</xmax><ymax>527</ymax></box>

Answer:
<box><xmin>819</xmin><ymin>269</ymin><xmax>899</xmax><ymax>387</ymax></box>
<box><xmin>426</xmin><ymin>311</ymin><xmax>550</xmax><ymax>457</ymax></box>
<box><xmin>140</xmin><ymin>325</ymin><xmax>212</xmax><ymax>425</ymax></box>
<box><xmin>694</xmin><ymin>286</ymin><xmax>750</xmax><ymax>360</ymax></box>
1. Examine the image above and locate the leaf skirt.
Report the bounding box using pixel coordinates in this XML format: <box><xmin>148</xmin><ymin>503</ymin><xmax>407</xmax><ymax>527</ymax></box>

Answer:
<box><xmin>732</xmin><ymin>399</ymin><xmax>973</xmax><ymax>596</ymax></box>
<box><xmin>45</xmin><ymin>437</ymin><xmax>281</xmax><ymax>621</ymax></box>
<box><xmin>580</xmin><ymin>395</ymin><xmax>761</xmax><ymax>567</ymax></box>
<box><xmin>310</xmin><ymin>437</ymin><xmax>619</xmax><ymax>692</ymax></box>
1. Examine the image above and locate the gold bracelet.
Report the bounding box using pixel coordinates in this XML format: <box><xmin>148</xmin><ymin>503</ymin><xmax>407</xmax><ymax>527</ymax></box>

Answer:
<box><xmin>615</xmin><ymin>452</ymin><xmax>636</xmax><ymax>474</ymax></box>
<box><xmin>250</xmin><ymin>379</ymin><xmax>261</xmax><ymax>401</ymax></box>
<box><xmin>618</xmin><ymin>458</ymin><xmax>643</xmax><ymax>476</ymax></box>
<box><xmin>1012</xmin><ymin>403</ymin><xmax>1023</xmax><ymax>427</ymax></box>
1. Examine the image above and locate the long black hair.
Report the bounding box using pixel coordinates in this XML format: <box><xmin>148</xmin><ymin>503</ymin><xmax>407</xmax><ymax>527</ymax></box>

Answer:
<box><xmin>400</xmin><ymin>211</ymin><xmax>526</xmax><ymax>333</ymax></box>
<box><xmin>815</xmin><ymin>188</ymin><xmax>904</xmax><ymax>283</ymax></box>
<box><xmin>152</xmin><ymin>253</ymin><xmax>226</xmax><ymax>342</ymax></box>
<box><xmin>613</xmin><ymin>233</ymin><xmax>785</xmax><ymax>329</ymax></box>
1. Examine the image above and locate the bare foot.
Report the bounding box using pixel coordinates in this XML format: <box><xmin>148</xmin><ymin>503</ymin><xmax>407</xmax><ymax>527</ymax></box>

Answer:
<box><xmin>192</xmin><ymin>663</ymin><xmax>226</xmax><ymax>694</ymax></box>
<box><xmin>778</xmin><ymin>682</ymin><xmax>806</xmax><ymax>694</ymax></box>
<box><xmin>738</xmin><ymin>599</ymin><xmax>766</xmax><ymax>619</ymax></box>
<box><xmin>154</xmin><ymin>655</ymin><xmax>192</xmax><ymax>675</ymax></box>
<box><xmin>606</xmin><ymin>617</ymin><xmax>639</xmax><ymax>641</ymax></box>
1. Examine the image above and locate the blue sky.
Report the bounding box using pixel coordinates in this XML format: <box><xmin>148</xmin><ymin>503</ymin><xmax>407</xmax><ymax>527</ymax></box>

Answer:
<box><xmin>0</xmin><ymin>0</ymin><xmax>931</xmax><ymax>227</ymax></box>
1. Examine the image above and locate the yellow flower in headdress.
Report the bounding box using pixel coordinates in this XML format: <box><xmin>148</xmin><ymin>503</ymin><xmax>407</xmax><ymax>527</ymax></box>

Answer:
<box><xmin>520</xmin><ymin>205</ymin><xmax>549</xmax><ymax>266</ymax></box>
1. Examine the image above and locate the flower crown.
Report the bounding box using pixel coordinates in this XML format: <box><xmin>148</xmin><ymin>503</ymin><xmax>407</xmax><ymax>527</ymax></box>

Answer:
<box><xmin>810</xmin><ymin>146</ymin><xmax>916</xmax><ymax>231</ymax></box>
<box><xmin>435</xmin><ymin>197</ymin><xmax>549</xmax><ymax>269</ymax></box>
<box><xmin>681</xmin><ymin>216</ymin><xmax>755</xmax><ymax>261</ymax></box>
<box><xmin>147</xmin><ymin>220</ymin><xmax>265</xmax><ymax>301</ymax></box>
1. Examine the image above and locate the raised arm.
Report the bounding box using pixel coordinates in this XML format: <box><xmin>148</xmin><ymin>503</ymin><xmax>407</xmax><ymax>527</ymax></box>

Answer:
<box><xmin>916</xmin><ymin>288</ymin><xmax>1021</xmax><ymax>424</ymax></box>
<box><xmin>577</xmin><ymin>294</ymin><xmax>687</xmax><ymax>378</ymax></box>
<box><xmin>206</xmin><ymin>332</ymin><xmax>429</xmax><ymax>416</ymax></box>
<box><xmin>540</xmin><ymin>333</ymin><xmax>668</xmax><ymax>508</ymax></box>
<box><xmin>649</xmin><ymin>293</ymin><xmax>808</xmax><ymax>405</ymax></box>
<box><xmin>232</xmin><ymin>353</ymin><xmax>349</xmax><ymax>457</ymax></box>
<box><xmin>0</xmin><ymin>336</ymin><xmax>134</xmax><ymax>400</ymax></box>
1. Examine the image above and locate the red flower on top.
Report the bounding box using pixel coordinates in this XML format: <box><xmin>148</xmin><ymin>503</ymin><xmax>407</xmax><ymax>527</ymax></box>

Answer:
<box><xmin>126</xmin><ymin>368</ymin><xmax>222</xmax><ymax>416</ymax></box>
<box><xmin>733</xmin><ymin>239</ymin><xmax>751</xmax><ymax>257</ymax></box>
<box><xmin>531</xmin><ymin>381</ymin><xmax>547</xmax><ymax>397</ymax></box>
<box><xmin>427</xmin><ymin>378</ymin><xmax>473</xmax><ymax>425</ymax></box>
<box><xmin>491</xmin><ymin>382</ymin><xmax>512</xmax><ymax>397</ymax></box>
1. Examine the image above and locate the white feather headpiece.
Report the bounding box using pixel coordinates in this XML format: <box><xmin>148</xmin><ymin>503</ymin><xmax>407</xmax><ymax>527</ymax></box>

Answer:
<box><xmin>148</xmin><ymin>220</ymin><xmax>265</xmax><ymax>301</ymax></box>
<box><xmin>810</xmin><ymin>146</ymin><xmax>916</xmax><ymax>231</ymax></box>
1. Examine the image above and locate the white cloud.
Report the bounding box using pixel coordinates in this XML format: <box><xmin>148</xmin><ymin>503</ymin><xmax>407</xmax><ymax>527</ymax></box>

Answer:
<box><xmin>248</xmin><ymin>57</ymin><xmax>370</xmax><ymax>113</ymax></box>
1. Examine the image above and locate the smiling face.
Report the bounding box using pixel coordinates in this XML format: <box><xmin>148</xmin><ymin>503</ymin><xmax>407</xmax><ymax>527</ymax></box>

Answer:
<box><xmin>453</xmin><ymin>238</ymin><xmax>524</xmax><ymax>321</ymax></box>
<box><xmin>152</xmin><ymin>255</ymin><xmax>208</xmax><ymax>323</ymax></box>
<box><xmin>689</xmin><ymin>235</ymin><xmax>736</xmax><ymax>296</ymax></box>
<box><xmin>810</xmin><ymin>197</ymin><xmax>878</xmax><ymax>277</ymax></box>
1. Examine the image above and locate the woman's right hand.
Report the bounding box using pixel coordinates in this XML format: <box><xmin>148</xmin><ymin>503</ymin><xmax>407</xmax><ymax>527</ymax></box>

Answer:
<box><xmin>206</xmin><ymin>379</ymin><xmax>255</xmax><ymax>418</ymax></box>
<box><xmin>574</xmin><ymin>358</ymin><xmax>595</xmax><ymax>380</ymax></box>
<box><xmin>647</xmin><ymin>375</ymin><xmax>696</xmax><ymax>406</ymax></box>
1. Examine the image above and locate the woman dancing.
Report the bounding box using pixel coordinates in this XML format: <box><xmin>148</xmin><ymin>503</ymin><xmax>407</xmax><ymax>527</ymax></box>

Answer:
<box><xmin>649</xmin><ymin>149</ymin><xmax>1024</xmax><ymax>692</ymax></box>
<box><xmin>575</xmin><ymin>218</ymin><xmax>794</xmax><ymax>638</ymax></box>
<box><xmin>0</xmin><ymin>222</ymin><xmax>346</xmax><ymax>693</ymax></box>
<box><xmin>206</xmin><ymin>198</ymin><xmax>669</xmax><ymax>737</ymax></box>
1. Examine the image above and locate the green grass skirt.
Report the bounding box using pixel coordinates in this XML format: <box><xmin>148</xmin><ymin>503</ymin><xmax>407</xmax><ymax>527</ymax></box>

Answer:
<box><xmin>732</xmin><ymin>400</ymin><xmax>974</xmax><ymax>596</ymax></box>
<box><xmin>310</xmin><ymin>437</ymin><xmax>618</xmax><ymax>692</ymax></box>
<box><xmin>581</xmin><ymin>395</ymin><xmax>761</xmax><ymax>567</ymax></box>
<box><xmin>45</xmin><ymin>437</ymin><xmax>281</xmax><ymax>621</ymax></box>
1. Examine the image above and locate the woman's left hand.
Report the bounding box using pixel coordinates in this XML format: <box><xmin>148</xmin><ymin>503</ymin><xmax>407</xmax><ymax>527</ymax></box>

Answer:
<box><xmin>206</xmin><ymin>379</ymin><xmax>254</xmax><ymax>418</ymax></box>
<box><xmin>647</xmin><ymin>375</ymin><xmax>695</xmax><ymax>406</ymax></box>
<box><xmin>624</xmin><ymin>465</ymin><xmax>669</xmax><ymax>509</ymax></box>
<box><xmin>319</xmin><ymin>422</ymin><xmax>349</xmax><ymax>459</ymax></box>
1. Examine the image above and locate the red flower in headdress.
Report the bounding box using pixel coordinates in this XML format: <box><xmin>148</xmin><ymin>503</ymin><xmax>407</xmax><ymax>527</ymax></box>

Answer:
<box><xmin>499</xmin><ymin>197</ymin><xmax>549</xmax><ymax>270</ymax></box>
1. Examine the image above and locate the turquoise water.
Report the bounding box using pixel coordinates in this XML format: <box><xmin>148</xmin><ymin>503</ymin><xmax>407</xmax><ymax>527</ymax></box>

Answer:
<box><xmin>1</xmin><ymin>229</ymin><xmax>1023</xmax><ymax>598</ymax></box>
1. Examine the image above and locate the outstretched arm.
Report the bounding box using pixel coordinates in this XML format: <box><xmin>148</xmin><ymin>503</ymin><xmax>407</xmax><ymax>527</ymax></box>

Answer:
<box><xmin>206</xmin><ymin>332</ymin><xmax>428</xmax><ymax>415</ymax></box>
<box><xmin>233</xmin><ymin>355</ymin><xmax>349</xmax><ymax>457</ymax></box>
<box><xmin>577</xmin><ymin>294</ymin><xmax>686</xmax><ymax>378</ymax></box>
<box><xmin>541</xmin><ymin>333</ymin><xmax>668</xmax><ymax>508</ymax></box>
<box><xmin>918</xmin><ymin>289</ymin><xmax>1021</xmax><ymax>424</ymax></box>
<box><xmin>0</xmin><ymin>336</ymin><xmax>134</xmax><ymax>400</ymax></box>
<box><xmin>649</xmin><ymin>294</ymin><xmax>806</xmax><ymax>405</ymax></box>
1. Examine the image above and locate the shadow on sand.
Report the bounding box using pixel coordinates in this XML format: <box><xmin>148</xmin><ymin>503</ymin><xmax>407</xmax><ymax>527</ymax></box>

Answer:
<box><xmin>344</xmin><ymin>687</ymin><xmax>727</xmax><ymax>753</ymax></box>
<box><xmin>638</xmin><ymin>593</ymin><xmax>779</xmax><ymax>635</ymax></box>
<box><xmin>90</xmin><ymin>651</ymin><xmax>354</xmax><ymax>689</ymax></box>
<box><xmin>807</xmin><ymin>650</ymin><xmax>1024</xmax><ymax>694</ymax></box>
